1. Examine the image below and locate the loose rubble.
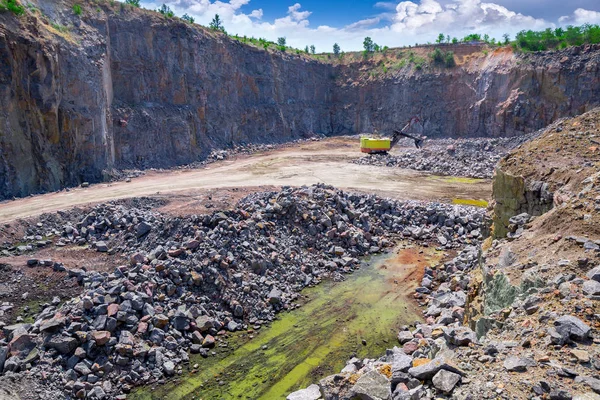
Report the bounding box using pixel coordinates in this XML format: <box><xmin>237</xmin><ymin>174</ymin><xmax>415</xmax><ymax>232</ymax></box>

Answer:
<box><xmin>353</xmin><ymin>136</ymin><xmax>539</xmax><ymax>179</ymax></box>
<box><xmin>0</xmin><ymin>184</ymin><xmax>484</xmax><ymax>398</ymax></box>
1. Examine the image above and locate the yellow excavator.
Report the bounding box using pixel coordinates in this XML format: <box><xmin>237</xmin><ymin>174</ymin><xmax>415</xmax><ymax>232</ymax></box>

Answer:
<box><xmin>360</xmin><ymin>117</ymin><xmax>423</xmax><ymax>154</ymax></box>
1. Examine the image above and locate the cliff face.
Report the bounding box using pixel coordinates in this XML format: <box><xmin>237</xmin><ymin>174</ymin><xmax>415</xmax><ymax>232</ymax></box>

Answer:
<box><xmin>1</xmin><ymin>1</ymin><xmax>600</xmax><ymax>199</ymax></box>
<box><xmin>0</xmin><ymin>2</ymin><xmax>334</xmax><ymax>198</ymax></box>
<box><xmin>333</xmin><ymin>45</ymin><xmax>600</xmax><ymax>137</ymax></box>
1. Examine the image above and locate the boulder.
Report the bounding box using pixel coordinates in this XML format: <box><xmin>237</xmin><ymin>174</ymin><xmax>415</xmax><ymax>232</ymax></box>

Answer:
<box><xmin>408</xmin><ymin>355</ymin><xmax>464</xmax><ymax>380</ymax></box>
<box><xmin>432</xmin><ymin>369</ymin><xmax>461</xmax><ymax>393</ymax></box>
<box><xmin>136</xmin><ymin>222</ymin><xmax>152</xmax><ymax>238</ymax></box>
<box><xmin>587</xmin><ymin>266</ymin><xmax>600</xmax><ymax>282</ymax></box>
<box><xmin>92</xmin><ymin>331</ymin><xmax>111</xmax><ymax>346</ymax></box>
<box><xmin>8</xmin><ymin>333</ymin><xmax>35</xmax><ymax>357</ymax></box>
<box><xmin>287</xmin><ymin>384</ymin><xmax>322</xmax><ymax>400</ymax></box>
<box><xmin>350</xmin><ymin>370</ymin><xmax>391</xmax><ymax>400</ymax></box>
<box><xmin>555</xmin><ymin>315</ymin><xmax>591</xmax><ymax>341</ymax></box>
<box><xmin>504</xmin><ymin>356</ymin><xmax>534</xmax><ymax>372</ymax></box>
<box><xmin>45</xmin><ymin>334</ymin><xmax>78</xmax><ymax>354</ymax></box>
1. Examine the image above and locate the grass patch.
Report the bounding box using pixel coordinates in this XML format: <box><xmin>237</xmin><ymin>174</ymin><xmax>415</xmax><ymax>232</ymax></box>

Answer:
<box><xmin>452</xmin><ymin>198</ymin><xmax>489</xmax><ymax>208</ymax></box>
<box><xmin>427</xmin><ymin>176</ymin><xmax>484</xmax><ymax>184</ymax></box>
<box><xmin>0</xmin><ymin>0</ymin><xmax>25</xmax><ymax>15</ymax></box>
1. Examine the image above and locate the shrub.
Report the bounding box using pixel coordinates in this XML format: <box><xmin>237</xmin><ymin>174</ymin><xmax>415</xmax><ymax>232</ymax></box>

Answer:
<box><xmin>181</xmin><ymin>13</ymin><xmax>194</xmax><ymax>24</ymax></box>
<box><xmin>333</xmin><ymin>43</ymin><xmax>340</xmax><ymax>57</ymax></box>
<box><xmin>444</xmin><ymin>51</ymin><xmax>455</xmax><ymax>67</ymax></box>
<box><xmin>72</xmin><ymin>4</ymin><xmax>82</xmax><ymax>16</ymax></box>
<box><xmin>0</xmin><ymin>0</ymin><xmax>25</xmax><ymax>15</ymax></box>
<box><xmin>363</xmin><ymin>37</ymin><xmax>375</xmax><ymax>52</ymax></box>
<box><xmin>125</xmin><ymin>0</ymin><xmax>140</xmax><ymax>6</ymax></box>
<box><xmin>430</xmin><ymin>47</ymin><xmax>444</xmax><ymax>63</ymax></box>
<box><xmin>310</xmin><ymin>44</ymin><xmax>315</xmax><ymax>54</ymax></box>
<box><xmin>209</xmin><ymin>14</ymin><xmax>225</xmax><ymax>32</ymax></box>
<box><xmin>158</xmin><ymin>4</ymin><xmax>174</xmax><ymax>18</ymax></box>
<box><xmin>277</xmin><ymin>37</ymin><xmax>286</xmax><ymax>47</ymax></box>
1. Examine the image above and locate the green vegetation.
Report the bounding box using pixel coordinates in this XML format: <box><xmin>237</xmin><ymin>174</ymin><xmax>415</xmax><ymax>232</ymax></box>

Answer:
<box><xmin>515</xmin><ymin>24</ymin><xmax>600</xmax><ymax>51</ymax></box>
<box><xmin>277</xmin><ymin>36</ymin><xmax>286</xmax><ymax>51</ymax></box>
<box><xmin>209</xmin><ymin>13</ymin><xmax>225</xmax><ymax>32</ymax></box>
<box><xmin>125</xmin><ymin>0</ymin><xmax>140</xmax><ymax>6</ymax></box>
<box><xmin>453</xmin><ymin>198</ymin><xmax>489</xmax><ymax>207</ymax></box>
<box><xmin>0</xmin><ymin>0</ymin><xmax>25</xmax><ymax>15</ymax></box>
<box><xmin>72</xmin><ymin>3</ymin><xmax>82</xmax><ymax>16</ymax></box>
<box><xmin>310</xmin><ymin>44</ymin><xmax>315</xmax><ymax>54</ymax></box>
<box><xmin>157</xmin><ymin>4</ymin><xmax>174</xmax><ymax>18</ymax></box>
<box><xmin>130</xmin><ymin>245</ymin><xmax>437</xmax><ymax>400</ymax></box>
<box><xmin>181</xmin><ymin>13</ymin><xmax>194</xmax><ymax>24</ymax></box>
<box><xmin>50</xmin><ymin>22</ymin><xmax>70</xmax><ymax>33</ymax></box>
<box><xmin>333</xmin><ymin>42</ymin><xmax>340</xmax><ymax>57</ymax></box>
<box><xmin>430</xmin><ymin>47</ymin><xmax>456</xmax><ymax>68</ymax></box>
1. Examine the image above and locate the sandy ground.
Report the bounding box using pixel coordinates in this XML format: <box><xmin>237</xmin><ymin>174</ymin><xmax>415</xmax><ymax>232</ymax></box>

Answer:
<box><xmin>0</xmin><ymin>137</ymin><xmax>491</xmax><ymax>223</ymax></box>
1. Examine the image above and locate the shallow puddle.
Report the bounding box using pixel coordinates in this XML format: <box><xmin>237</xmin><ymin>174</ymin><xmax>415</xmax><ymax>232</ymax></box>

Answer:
<box><xmin>131</xmin><ymin>243</ymin><xmax>441</xmax><ymax>400</ymax></box>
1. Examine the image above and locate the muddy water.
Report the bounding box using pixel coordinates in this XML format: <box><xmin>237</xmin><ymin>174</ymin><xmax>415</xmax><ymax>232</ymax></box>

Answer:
<box><xmin>131</xmin><ymin>244</ymin><xmax>441</xmax><ymax>400</ymax></box>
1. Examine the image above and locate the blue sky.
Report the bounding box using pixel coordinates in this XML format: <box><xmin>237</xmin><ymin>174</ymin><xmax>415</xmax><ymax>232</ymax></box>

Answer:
<box><xmin>139</xmin><ymin>0</ymin><xmax>600</xmax><ymax>51</ymax></box>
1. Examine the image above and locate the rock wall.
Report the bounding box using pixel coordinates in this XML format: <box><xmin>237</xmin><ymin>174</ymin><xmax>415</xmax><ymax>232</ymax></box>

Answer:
<box><xmin>1</xmin><ymin>1</ymin><xmax>600</xmax><ymax>199</ymax></box>
<box><xmin>0</xmin><ymin>4</ymin><xmax>334</xmax><ymax>198</ymax></box>
<box><xmin>333</xmin><ymin>45</ymin><xmax>600</xmax><ymax>137</ymax></box>
<box><xmin>491</xmin><ymin>168</ymin><xmax>554</xmax><ymax>238</ymax></box>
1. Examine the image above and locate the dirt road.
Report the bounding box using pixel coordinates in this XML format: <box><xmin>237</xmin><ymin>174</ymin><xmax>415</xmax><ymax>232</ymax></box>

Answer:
<box><xmin>0</xmin><ymin>137</ymin><xmax>491</xmax><ymax>223</ymax></box>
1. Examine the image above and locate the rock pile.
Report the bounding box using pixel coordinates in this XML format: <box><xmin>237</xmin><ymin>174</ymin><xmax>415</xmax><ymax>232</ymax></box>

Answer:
<box><xmin>353</xmin><ymin>136</ymin><xmax>538</xmax><ymax>179</ymax></box>
<box><xmin>0</xmin><ymin>185</ymin><xmax>484</xmax><ymax>398</ymax></box>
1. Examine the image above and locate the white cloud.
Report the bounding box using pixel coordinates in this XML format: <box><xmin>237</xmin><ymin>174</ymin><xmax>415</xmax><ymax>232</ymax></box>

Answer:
<box><xmin>140</xmin><ymin>0</ymin><xmax>598</xmax><ymax>52</ymax></box>
<box><xmin>559</xmin><ymin>8</ymin><xmax>600</xmax><ymax>25</ymax></box>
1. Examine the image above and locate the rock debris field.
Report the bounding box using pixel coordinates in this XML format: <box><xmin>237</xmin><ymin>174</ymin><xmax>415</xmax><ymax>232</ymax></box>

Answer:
<box><xmin>353</xmin><ymin>135</ymin><xmax>540</xmax><ymax>179</ymax></box>
<box><xmin>0</xmin><ymin>184</ymin><xmax>484</xmax><ymax>399</ymax></box>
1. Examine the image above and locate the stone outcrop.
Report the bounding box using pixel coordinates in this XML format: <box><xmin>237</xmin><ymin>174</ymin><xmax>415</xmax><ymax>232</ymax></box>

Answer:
<box><xmin>1</xmin><ymin>0</ymin><xmax>600</xmax><ymax>199</ymax></box>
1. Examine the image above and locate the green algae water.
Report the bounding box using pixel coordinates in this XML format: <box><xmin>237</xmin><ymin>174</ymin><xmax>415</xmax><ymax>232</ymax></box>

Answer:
<box><xmin>131</xmin><ymin>244</ymin><xmax>440</xmax><ymax>400</ymax></box>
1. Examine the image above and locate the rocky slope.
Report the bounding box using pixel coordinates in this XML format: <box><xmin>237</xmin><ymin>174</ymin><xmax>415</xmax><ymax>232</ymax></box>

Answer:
<box><xmin>287</xmin><ymin>108</ymin><xmax>600</xmax><ymax>400</ymax></box>
<box><xmin>2</xmin><ymin>0</ymin><xmax>600</xmax><ymax>199</ymax></box>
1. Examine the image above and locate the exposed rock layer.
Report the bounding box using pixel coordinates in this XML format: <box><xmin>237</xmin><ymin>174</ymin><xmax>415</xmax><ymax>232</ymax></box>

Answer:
<box><xmin>1</xmin><ymin>1</ymin><xmax>600</xmax><ymax>198</ymax></box>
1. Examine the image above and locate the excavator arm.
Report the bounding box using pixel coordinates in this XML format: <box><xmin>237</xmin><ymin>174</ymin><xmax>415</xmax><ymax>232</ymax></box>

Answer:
<box><xmin>390</xmin><ymin>117</ymin><xmax>423</xmax><ymax>149</ymax></box>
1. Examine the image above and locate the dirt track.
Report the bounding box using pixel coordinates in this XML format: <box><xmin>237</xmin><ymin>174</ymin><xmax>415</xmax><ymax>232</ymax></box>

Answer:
<box><xmin>0</xmin><ymin>137</ymin><xmax>491</xmax><ymax>223</ymax></box>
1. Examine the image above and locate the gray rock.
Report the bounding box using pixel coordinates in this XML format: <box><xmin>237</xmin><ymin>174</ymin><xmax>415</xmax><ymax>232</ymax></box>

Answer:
<box><xmin>136</xmin><ymin>221</ymin><xmax>152</xmax><ymax>238</ymax></box>
<box><xmin>397</xmin><ymin>330</ymin><xmax>414</xmax><ymax>344</ymax></box>
<box><xmin>163</xmin><ymin>360</ymin><xmax>175</xmax><ymax>376</ymax></box>
<box><xmin>95</xmin><ymin>241</ymin><xmax>108</xmax><ymax>252</ymax></box>
<box><xmin>587</xmin><ymin>266</ymin><xmax>600</xmax><ymax>283</ymax></box>
<box><xmin>555</xmin><ymin>315</ymin><xmax>591</xmax><ymax>341</ymax></box>
<box><xmin>287</xmin><ymin>384</ymin><xmax>322</xmax><ymax>400</ymax></box>
<box><xmin>0</xmin><ymin>346</ymin><xmax>7</xmax><ymax>372</ymax></box>
<box><xmin>268</xmin><ymin>288</ymin><xmax>283</xmax><ymax>304</ymax></box>
<box><xmin>445</xmin><ymin>327</ymin><xmax>477</xmax><ymax>346</ymax></box>
<box><xmin>351</xmin><ymin>370</ymin><xmax>391</xmax><ymax>400</ymax></box>
<box><xmin>583</xmin><ymin>280</ymin><xmax>600</xmax><ymax>297</ymax></box>
<box><xmin>575</xmin><ymin>376</ymin><xmax>600</xmax><ymax>394</ymax></box>
<box><xmin>432</xmin><ymin>369</ymin><xmax>461</xmax><ymax>393</ymax></box>
<box><xmin>408</xmin><ymin>355</ymin><xmax>464</xmax><ymax>380</ymax></box>
<box><xmin>45</xmin><ymin>334</ymin><xmax>78</xmax><ymax>354</ymax></box>
<box><xmin>392</xmin><ymin>350</ymin><xmax>413</xmax><ymax>374</ymax></box>
<box><xmin>74</xmin><ymin>362</ymin><xmax>91</xmax><ymax>376</ymax></box>
<box><xmin>87</xmin><ymin>386</ymin><xmax>106</xmax><ymax>400</ymax></box>
<box><xmin>503</xmin><ymin>356</ymin><xmax>532</xmax><ymax>372</ymax></box>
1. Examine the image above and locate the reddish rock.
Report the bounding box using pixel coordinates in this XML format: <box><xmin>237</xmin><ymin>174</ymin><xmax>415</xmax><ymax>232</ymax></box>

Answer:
<box><xmin>92</xmin><ymin>331</ymin><xmax>111</xmax><ymax>346</ymax></box>
<box><xmin>202</xmin><ymin>334</ymin><xmax>215</xmax><ymax>348</ymax></box>
<box><xmin>403</xmin><ymin>341</ymin><xmax>419</xmax><ymax>355</ymax></box>
<box><xmin>137</xmin><ymin>322</ymin><xmax>148</xmax><ymax>334</ymax></box>
<box><xmin>8</xmin><ymin>333</ymin><xmax>35</xmax><ymax>357</ymax></box>
<box><xmin>107</xmin><ymin>304</ymin><xmax>119</xmax><ymax>317</ymax></box>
